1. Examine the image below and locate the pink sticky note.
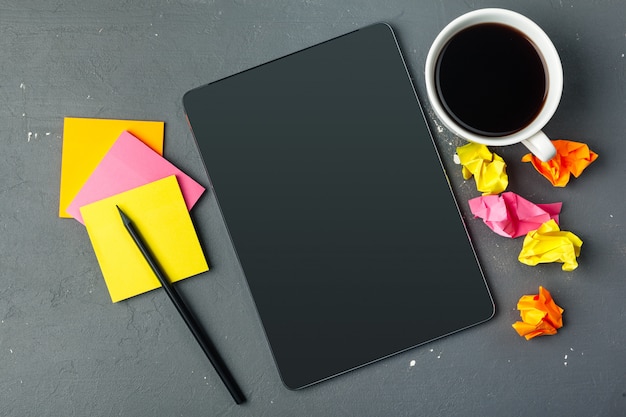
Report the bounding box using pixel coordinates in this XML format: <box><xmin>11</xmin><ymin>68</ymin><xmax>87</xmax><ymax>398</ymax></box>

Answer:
<box><xmin>67</xmin><ymin>131</ymin><xmax>205</xmax><ymax>224</ymax></box>
<box><xmin>468</xmin><ymin>192</ymin><xmax>562</xmax><ymax>238</ymax></box>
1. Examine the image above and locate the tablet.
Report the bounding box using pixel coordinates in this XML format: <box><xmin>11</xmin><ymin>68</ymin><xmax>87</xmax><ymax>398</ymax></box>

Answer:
<box><xmin>183</xmin><ymin>23</ymin><xmax>494</xmax><ymax>390</ymax></box>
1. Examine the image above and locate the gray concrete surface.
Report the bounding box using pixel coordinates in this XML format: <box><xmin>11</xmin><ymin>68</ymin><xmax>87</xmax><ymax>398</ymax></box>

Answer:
<box><xmin>1</xmin><ymin>0</ymin><xmax>625</xmax><ymax>416</ymax></box>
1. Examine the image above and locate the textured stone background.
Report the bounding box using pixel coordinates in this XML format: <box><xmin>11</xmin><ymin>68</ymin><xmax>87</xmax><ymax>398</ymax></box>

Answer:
<box><xmin>1</xmin><ymin>0</ymin><xmax>624</xmax><ymax>415</ymax></box>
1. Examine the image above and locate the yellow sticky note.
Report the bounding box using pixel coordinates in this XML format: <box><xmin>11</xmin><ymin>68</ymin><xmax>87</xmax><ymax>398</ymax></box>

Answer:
<box><xmin>518</xmin><ymin>219</ymin><xmax>582</xmax><ymax>271</ymax></box>
<box><xmin>456</xmin><ymin>142</ymin><xmax>508</xmax><ymax>195</ymax></box>
<box><xmin>80</xmin><ymin>175</ymin><xmax>209</xmax><ymax>302</ymax></box>
<box><xmin>59</xmin><ymin>117</ymin><xmax>165</xmax><ymax>217</ymax></box>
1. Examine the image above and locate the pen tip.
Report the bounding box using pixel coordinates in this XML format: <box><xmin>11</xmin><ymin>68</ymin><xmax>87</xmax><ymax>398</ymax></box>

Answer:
<box><xmin>116</xmin><ymin>205</ymin><xmax>130</xmax><ymax>224</ymax></box>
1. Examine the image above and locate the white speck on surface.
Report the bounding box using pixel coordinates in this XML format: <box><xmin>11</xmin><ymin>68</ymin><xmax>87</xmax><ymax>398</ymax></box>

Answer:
<box><xmin>429</xmin><ymin>349</ymin><xmax>434</xmax><ymax>352</ymax></box>
<box><xmin>22</xmin><ymin>113</ymin><xmax>26</xmax><ymax>117</ymax></box>
<box><xmin>9</xmin><ymin>348</ymin><xmax>13</xmax><ymax>353</ymax></box>
<box><xmin>622</xmin><ymin>53</ymin><xmax>624</xmax><ymax>58</ymax></box>
<box><xmin>155</xmin><ymin>33</ymin><xmax>158</xmax><ymax>37</ymax></box>
<box><xmin>99</xmin><ymin>28</ymin><xmax>103</xmax><ymax>33</ymax></box>
<box><xmin>19</xmin><ymin>83</ymin><xmax>25</xmax><ymax>89</ymax></box>
<box><xmin>610</xmin><ymin>214</ymin><xmax>614</xmax><ymax>218</ymax></box>
<box><xmin>27</xmin><ymin>132</ymin><xmax>33</xmax><ymax>142</ymax></box>
<box><xmin>430</xmin><ymin>116</ymin><xmax>444</xmax><ymax>133</ymax></box>
<box><xmin>570</xmin><ymin>347</ymin><xmax>574</xmax><ymax>351</ymax></box>
<box><xmin>564</xmin><ymin>362</ymin><xmax>568</xmax><ymax>366</ymax></box>
<box><xmin>564</xmin><ymin>354</ymin><xmax>568</xmax><ymax>360</ymax></box>
<box><xmin>45</xmin><ymin>132</ymin><xmax>51</xmax><ymax>136</ymax></box>
<box><xmin>410</xmin><ymin>360</ymin><xmax>416</xmax><ymax>367</ymax></box>
<box><xmin>453</xmin><ymin>154</ymin><xmax>461</xmax><ymax>164</ymax></box>
<box><xmin>87</xmin><ymin>95</ymin><xmax>91</xmax><ymax>99</ymax></box>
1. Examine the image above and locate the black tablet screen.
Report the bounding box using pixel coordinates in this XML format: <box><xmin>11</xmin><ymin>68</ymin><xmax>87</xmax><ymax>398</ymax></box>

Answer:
<box><xmin>183</xmin><ymin>23</ymin><xmax>494</xmax><ymax>390</ymax></box>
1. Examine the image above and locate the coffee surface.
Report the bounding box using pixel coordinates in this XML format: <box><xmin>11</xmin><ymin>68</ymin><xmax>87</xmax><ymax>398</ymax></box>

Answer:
<box><xmin>435</xmin><ymin>23</ymin><xmax>547</xmax><ymax>137</ymax></box>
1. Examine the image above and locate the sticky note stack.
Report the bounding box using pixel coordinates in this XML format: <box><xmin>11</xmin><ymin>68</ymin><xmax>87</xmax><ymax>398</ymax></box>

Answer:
<box><xmin>59</xmin><ymin>117</ymin><xmax>209</xmax><ymax>302</ymax></box>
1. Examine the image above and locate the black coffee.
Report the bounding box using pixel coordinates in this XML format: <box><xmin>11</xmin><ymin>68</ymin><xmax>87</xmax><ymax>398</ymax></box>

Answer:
<box><xmin>435</xmin><ymin>23</ymin><xmax>547</xmax><ymax>136</ymax></box>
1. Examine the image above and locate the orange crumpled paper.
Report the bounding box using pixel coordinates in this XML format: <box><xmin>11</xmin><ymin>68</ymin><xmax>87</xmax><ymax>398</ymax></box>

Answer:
<box><xmin>512</xmin><ymin>286</ymin><xmax>564</xmax><ymax>340</ymax></box>
<box><xmin>456</xmin><ymin>142</ymin><xmax>508</xmax><ymax>195</ymax></box>
<box><xmin>521</xmin><ymin>139</ymin><xmax>598</xmax><ymax>187</ymax></box>
<box><xmin>518</xmin><ymin>219</ymin><xmax>582</xmax><ymax>271</ymax></box>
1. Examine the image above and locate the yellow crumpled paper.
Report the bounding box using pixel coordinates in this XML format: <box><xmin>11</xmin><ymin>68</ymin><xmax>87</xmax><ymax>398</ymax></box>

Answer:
<box><xmin>518</xmin><ymin>219</ymin><xmax>583</xmax><ymax>271</ymax></box>
<box><xmin>521</xmin><ymin>139</ymin><xmax>598</xmax><ymax>187</ymax></box>
<box><xmin>456</xmin><ymin>142</ymin><xmax>508</xmax><ymax>195</ymax></box>
<box><xmin>512</xmin><ymin>286</ymin><xmax>564</xmax><ymax>340</ymax></box>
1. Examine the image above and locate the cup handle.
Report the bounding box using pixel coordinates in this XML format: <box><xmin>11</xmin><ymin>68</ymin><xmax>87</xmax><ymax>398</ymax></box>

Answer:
<box><xmin>521</xmin><ymin>131</ymin><xmax>556</xmax><ymax>162</ymax></box>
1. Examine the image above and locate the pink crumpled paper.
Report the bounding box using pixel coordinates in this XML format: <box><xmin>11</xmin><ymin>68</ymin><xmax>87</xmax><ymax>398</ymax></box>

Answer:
<box><xmin>468</xmin><ymin>192</ymin><xmax>562</xmax><ymax>238</ymax></box>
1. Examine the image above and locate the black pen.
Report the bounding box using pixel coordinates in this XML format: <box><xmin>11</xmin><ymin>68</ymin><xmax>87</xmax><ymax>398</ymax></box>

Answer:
<box><xmin>116</xmin><ymin>205</ymin><xmax>246</xmax><ymax>405</ymax></box>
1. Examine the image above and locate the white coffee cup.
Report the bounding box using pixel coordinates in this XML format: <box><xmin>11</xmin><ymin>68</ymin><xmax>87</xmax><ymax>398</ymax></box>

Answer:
<box><xmin>425</xmin><ymin>8</ymin><xmax>562</xmax><ymax>162</ymax></box>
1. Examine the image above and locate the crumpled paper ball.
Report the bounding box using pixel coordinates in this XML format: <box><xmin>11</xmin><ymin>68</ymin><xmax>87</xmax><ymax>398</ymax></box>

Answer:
<box><xmin>468</xmin><ymin>192</ymin><xmax>562</xmax><ymax>238</ymax></box>
<box><xmin>512</xmin><ymin>286</ymin><xmax>564</xmax><ymax>340</ymax></box>
<box><xmin>518</xmin><ymin>219</ymin><xmax>583</xmax><ymax>271</ymax></box>
<box><xmin>521</xmin><ymin>139</ymin><xmax>598</xmax><ymax>187</ymax></box>
<box><xmin>455</xmin><ymin>142</ymin><xmax>508</xmax><ymax>195</ymax></box>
